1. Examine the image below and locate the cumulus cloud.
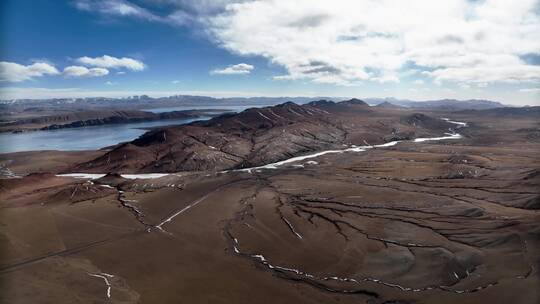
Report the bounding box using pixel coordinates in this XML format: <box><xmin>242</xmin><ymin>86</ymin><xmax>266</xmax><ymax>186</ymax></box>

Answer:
<box><xmin>76</xmin><ymin>55</ymin><xmax>146</xmax><ymax>71</ymax></box>
<box><xmin>210</xmin><ymin>63</ymin><xmax>253</xmax><ymax>75</ymax></box>
<box><xmin>63</xmin><ymin>66</ymin><xmax>110</xmax><ymax>77</ymax></box>
<box><xmin>0</xmin><ymin>61</ymin><xmax>60</xmax><ymax>82</ymax></box>
<box><xmin>413</xmin><ymin>80</ymin><xmax>424</xmax><ymax>85</ymax></box>
<box><xmin>72</xmin><ymin>0</ymin><xmax>540</xmax><ymax>86</ymax></box>
<box><xmin>204</xmin><ymin>0</ymin><xmax>540</xmax><ymax>85</ymax></box>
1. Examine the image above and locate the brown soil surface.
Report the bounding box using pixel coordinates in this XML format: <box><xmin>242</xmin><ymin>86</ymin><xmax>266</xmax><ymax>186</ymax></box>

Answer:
<box><xmin>0</xmin><ymin>105</ymin><xmax>539</xmax><ymax>303</ymax></box>
<box><xmin>0</xmin><ymin>150</ymin><xmax>103</xmax><ymax>176</ymax></box>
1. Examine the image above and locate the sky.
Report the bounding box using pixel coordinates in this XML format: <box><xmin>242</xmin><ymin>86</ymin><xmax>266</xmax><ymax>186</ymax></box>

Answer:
<box><xmin>0</xmin><ymin>0</ymin><xmax>539</xmax><ymax>106</ymax></box>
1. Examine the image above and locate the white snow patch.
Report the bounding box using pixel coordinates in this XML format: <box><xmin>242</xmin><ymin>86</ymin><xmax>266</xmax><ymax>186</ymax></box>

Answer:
<box><xmin>57</xmin><ymin>173</ymin><xmax>106</xmax><ymax>179</ymax></box>
<box><xmin>258</xmin><ymin>111</ymin><xmax>272</xmax><ymax>121</ymax></box>
<box><xmin>121</xmin><ymin>173</ymin><xmax>170</xmax><ymax>179</ymax></box>
<box><xmin>441</xmin><ymin>118</ymin><xmax>468</xmax><ymax>127</ymax></box>
<box><xmin>232</xmin><ymin>121</ymin><xmax>465</xmax><ymax>173</ymax></box>
<box><xmin>373</xmin><ymin>141</ymin><xmax>400</xmax><ymax>148</ymax></box>
<box><xmin>88</xmin><ymin>272</ymin><xmax>114</xmax><ymax>298</ymax></box>
<box><xmin>289</xmin><ymin>108</ymin><xmax>303</xmax><ymax>116</ymax></box>
<box><xmin>234</xmin><ymin>142</ymin><xmax>402</xmax><ymax>172</ymax></box>
<box><xmin>237</xmin><ymin>149</ymin><xmax>349</xmax><ymax>172</ymax></box>
<box><xmin>283</xmin><ymin>217</ymin><xmax>303</xmax><ymax>239</ymax></box>
<box><xmin>414</xmin><ymin>133</ymin><xmax>462</xmax><ymax>142</ymax></box>
<box><xmin>268</xmin><ymin>108</ymin><xmax>285</xmax><ymax>120</ymax></box>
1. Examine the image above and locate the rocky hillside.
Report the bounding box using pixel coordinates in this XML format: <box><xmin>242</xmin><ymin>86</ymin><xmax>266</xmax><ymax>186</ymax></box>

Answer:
<box><xmin>73</xmin><ymin>99</ymin><xmax>456</xmax><ymax>173</ymax></box>
<box><xmin>375</xmin><ymin>101</ymin><xmax>404</xmax><ymax>109</ymax></box>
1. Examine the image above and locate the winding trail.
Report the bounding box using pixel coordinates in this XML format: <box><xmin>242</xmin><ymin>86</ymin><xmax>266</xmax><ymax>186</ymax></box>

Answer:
<box><xmin>155</xmin><ymin>192</ymin><xmax>213</xmax><ymax>232</ymax></box>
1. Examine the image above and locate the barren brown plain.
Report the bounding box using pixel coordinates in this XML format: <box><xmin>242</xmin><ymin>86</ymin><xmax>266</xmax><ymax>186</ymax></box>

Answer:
<box><xmin>1</xmin><ymin>108</ymin><xmax>539</xmax><ymax>304</ymax></box>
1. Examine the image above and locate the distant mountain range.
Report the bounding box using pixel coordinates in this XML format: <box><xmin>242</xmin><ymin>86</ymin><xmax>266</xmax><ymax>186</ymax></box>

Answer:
<box><xmin>0</xmin><ymin>109</ymin><xmax>220</xmax><ymax>133</ymax></box>
<box><xmin>0</xmin><ymin>95</ymin><xmax>507</xmax><ymax>112</ymax></box>
<box><xmin>363</xmin><ymin>97</ymin><xmax>506</xmax><ymax>110</ymax></box>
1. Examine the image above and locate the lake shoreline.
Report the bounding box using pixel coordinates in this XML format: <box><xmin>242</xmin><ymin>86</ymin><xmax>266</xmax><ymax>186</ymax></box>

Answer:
<box><xmin>0</xmin><ymin>108</ymin><xmax>229</xmax><ymax>134</ymax></box>
<box><xmin>0</xmin><ymin>108</ymin><xmax>246</xmax><ymax>154</ymax></box>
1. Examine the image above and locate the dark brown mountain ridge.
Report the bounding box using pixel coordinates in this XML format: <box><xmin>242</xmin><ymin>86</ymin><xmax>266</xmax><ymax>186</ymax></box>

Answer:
<box><xmin>73</xmin><ymin>100</ymin><xmax>457</xmax><ymax>173</ymax></box>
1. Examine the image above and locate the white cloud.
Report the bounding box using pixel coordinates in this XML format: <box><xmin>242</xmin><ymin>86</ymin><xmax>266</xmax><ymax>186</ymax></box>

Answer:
<box><xmin>76</xmin><ymin>55</ymin><xmax>146</xmax><ymax>71</ymax></box>
<box><xmin>72</xmin><ymin>1</ymin><xmax>540</xmax><ymax>86</ymax></box>
<box><xmin>459</xmin><ymin>83</ymin><xmax>471</xmax><ymax>89</ymax></box>
<box><xmin>75</xmin><ymin>0</ymin><xmax>159</xmax><ymax>19</ymax></box>
<box><xmin>105</xmin><ymin>81</ymin><xmax>118</xmax><ymax>85</ymax></box>
<box><xmin>210</xmin><ymin>63</ymin><xmax>253</xmax><ymax>75</ymax></box>
<box><xmin>477</xmin><ymin>82</ymin><xmax>488</xmax><ymax>88</ymax></box>
<box><xmin>171</xmin><ymin>80</ymin><xmax>181</xmax><ymax>84</ymax></box>
<box><xmin>156</xmin><ymin>1</ymin><xmax>248</xmax><ymax>15</ymax></box>
<box><xmin>413</xmin><ymin>79</ymin><xmax>424</xmax><ymax>85</ymax></box>
<box><xmin>74</xmin><ymin>0</ymin><xmax>194</xmax><ymax>26</ymax></box>
<box><xmin>0</xmin><ymin>61</ymin><xmax>60</xmax><ymax>82</ymax></box>
<box><xmin>372</xmin><ymin>73</ymin><xmax>400</xmax><ymax>84</ymax></box>
<box><xmin>519</xmin><ymin>88</ymin><xmax>540</xmax><ymax>93</ymax></box>
<box><xmin>63</xmin><ymin>66</ymin><xmax>110</xmax><ymax>77</ymax></box>
<box><xmin>204</xmin><ymin>0</ymin><xmax>540</xmax><ymax>85</ymax></box>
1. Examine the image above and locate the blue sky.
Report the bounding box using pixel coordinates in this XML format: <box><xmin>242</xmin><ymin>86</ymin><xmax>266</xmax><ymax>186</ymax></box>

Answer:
<box><xmin>0</xmin><ymin>0</ymin><xmax>539</xmax><ymax>105</ymax></box>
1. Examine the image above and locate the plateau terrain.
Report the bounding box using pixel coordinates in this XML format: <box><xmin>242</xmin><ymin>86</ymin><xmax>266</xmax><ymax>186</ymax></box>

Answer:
<box><xmin>1</xmin><ymin>100</ymin><xmax>539</xmax><ymax>303</ymax></box>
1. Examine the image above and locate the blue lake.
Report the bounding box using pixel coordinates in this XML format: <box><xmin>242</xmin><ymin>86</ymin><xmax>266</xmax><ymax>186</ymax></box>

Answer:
<box><xmin>0</xmin><ymin>116</ymin><xmax>210</xmax><ymax>153</ymax></box>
